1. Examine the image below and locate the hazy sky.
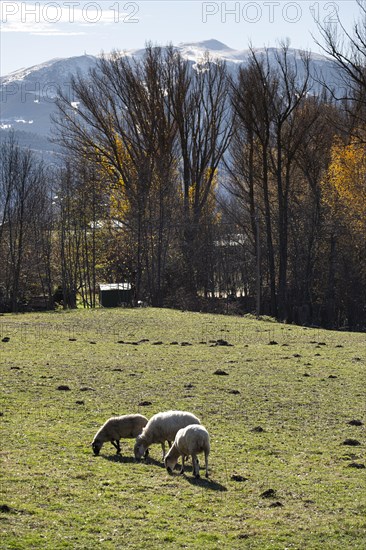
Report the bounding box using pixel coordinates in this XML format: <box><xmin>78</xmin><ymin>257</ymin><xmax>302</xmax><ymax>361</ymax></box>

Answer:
<box><xmin>0</xmin><ymin>0</ymin><xmax>361</xmax><ymax>76</ymax></box>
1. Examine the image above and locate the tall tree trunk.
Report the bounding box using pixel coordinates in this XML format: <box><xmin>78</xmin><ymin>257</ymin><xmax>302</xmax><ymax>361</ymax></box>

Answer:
<box><xmin>277</xmin><ymin>132</ymin><xmax>288</xmax><ymax>321</ymax></box>
<box><xmin>262</xmin><ymin>142</ymin><xmax>277</xmax><ymax>317</ymax></box>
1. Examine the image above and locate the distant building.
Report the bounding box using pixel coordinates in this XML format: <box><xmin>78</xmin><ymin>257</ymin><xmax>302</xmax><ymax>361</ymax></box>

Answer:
<box><xmin>99</xmin><ymin>283</ymin><xmax>132</xmax><ymax>308</ymax></box>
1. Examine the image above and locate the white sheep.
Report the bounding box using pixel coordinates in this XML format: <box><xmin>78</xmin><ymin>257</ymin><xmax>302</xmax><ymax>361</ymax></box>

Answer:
<box><xmin>164</xmin><ymin>424</ymin><xmax>210</xmax><ymax>478</ymax></box>
<box><xmin>134</xmin><ymin>410</ymin><xmax>201</xmax><ymax>460</ymax></box>
<box><xmin>92</xmin><ymin>414</ymin><xmax>148</xmax><ymax>456</ymax></box>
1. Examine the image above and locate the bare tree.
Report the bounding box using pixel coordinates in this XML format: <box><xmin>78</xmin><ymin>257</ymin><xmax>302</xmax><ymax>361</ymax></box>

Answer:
<box><xmin>315</xmin><ymin>0</ymin><xmax>366</xmax><ymax>140</ymax></box>
<box><xmin>227</xmin><ymin>45</ymin><xmax>323</xmax><ymax>320</ymax></box>
<box><xmin>54</xmin><ymin>45</ymin><xmax>179</xmax><ymax>305</ymax></box>
<box><xmin>54</xmin><ymin>45</ymin><xmax>232</xmax><ymax>304</ymax></box>
<box><xmin>0</xmin><ymin>132</ymin><xmax>52</xmax><ymax>311</ymax></box>
<box><xmin>165</xmin><ymin>50</ymin><xmax>233</xmax><ymax>297</ymax></box>
<box><xmin>229</xmin><ymin>52</ymin><xmax>278</xmax><ymax>315</ymax></box>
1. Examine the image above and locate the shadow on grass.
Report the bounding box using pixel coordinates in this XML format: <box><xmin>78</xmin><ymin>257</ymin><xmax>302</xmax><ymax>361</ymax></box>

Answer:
<box><xmin>142</xmin><ymin>456</ymin><xmax>166</xmax><ymax>469</ymax></box>
<box><xmin>100</xmin><ymin>454</ymin><xmax>136</xmax><ymax>464</ymax></box>
<box><xmin>100</xmin><ymin>455</ymin><xmax>226</xmax><ymax>490</ymax></box>
<box><xmin>101</xmin><ymin>454</ymin><xmax>166</xmax><ymax>469</ymax></box>
<box><xmin>184</xmin><ymin>475</ymin><xmax>227</xmax><ymax>492</ymax></box>
<box><xmin>164</xmin><ymin>462</ymin><xmax>227</xmax><ymax>491</ymax></box>
<box><xmin>145</xmin><ymin>459</ymin><xmax>227</xmax><ymax>490</ymax></box>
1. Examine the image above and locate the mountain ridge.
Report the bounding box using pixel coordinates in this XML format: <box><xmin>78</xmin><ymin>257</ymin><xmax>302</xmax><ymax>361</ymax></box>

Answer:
<box><xmin>0</xmin><ymin>40</ymin><xmax>342</xmax><ymax>161</ymax></box>
<box><xmin>1</xmin><ymin>40</ymin><xmax>335</xmax><ymax>86</ymax></box>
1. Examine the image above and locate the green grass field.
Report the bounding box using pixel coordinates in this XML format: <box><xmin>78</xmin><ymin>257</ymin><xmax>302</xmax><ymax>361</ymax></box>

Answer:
<box><xmin>1</xmin><ymin>308</ymin><xmax>365</xmax><ymax>549</ymax></box>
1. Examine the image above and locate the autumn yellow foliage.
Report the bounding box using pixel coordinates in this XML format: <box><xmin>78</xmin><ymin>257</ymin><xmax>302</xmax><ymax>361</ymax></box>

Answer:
<box><xmin>96</xmin><ymin>134</ymin><xmax>135</xmax><ymax>222</ymax></box>
<box><xmin>323</xmin><ymin>137</ymin><xmax>366</xmax><ymax>233</ymax></box>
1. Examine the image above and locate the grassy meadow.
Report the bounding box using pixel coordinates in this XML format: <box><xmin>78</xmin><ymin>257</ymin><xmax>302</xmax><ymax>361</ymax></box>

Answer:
<box><xmin>0</xmin><ymin>307</ymin><xmax>365</xmax><ymax>549</ymax></box>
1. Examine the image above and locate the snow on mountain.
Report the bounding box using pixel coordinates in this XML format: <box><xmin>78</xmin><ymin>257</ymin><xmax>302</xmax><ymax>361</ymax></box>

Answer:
<box><xmin>178</xmin><ymin>39</ymin><xmax>236</xmax><ymax>61</ymax></box>
<box><xmin>1</xmin><ymin>54</ymin><xmax>98</xmax><ymax>146</ymax></box>
<box><xmin>0</xmin><ymin>55</ymin><xmax>97</xmax><ymax>87</ymax></box>
<box><xmin>0</xmin><ymin>40</ymin><xmax>342</xmax><ymax>161</ymax></box>
<box><xmin>185</xmin><ymin>39</ymin><xmax>235</xmax><ymax>51</ymax></box>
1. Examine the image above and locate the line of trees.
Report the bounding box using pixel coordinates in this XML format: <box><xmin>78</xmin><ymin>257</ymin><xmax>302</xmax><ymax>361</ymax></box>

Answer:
<box><xmin>1</xmin><ymin>7</ymin><xmax>365</xmax><ymax>328</ymax></box>
<box><xmin>0</xmin><ymin>132</ymin><xmax>54</xmax><ymax>312</ymax></box>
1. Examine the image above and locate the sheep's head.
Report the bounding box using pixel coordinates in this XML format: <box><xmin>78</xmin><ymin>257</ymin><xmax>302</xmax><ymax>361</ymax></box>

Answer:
<box><xmin>134</xmin><ymin>438</ymin><xmax>146</xmax><ymax>460</ymax></box>
<box><xmin>164</xmin><ymin>455</ymin><xmax>177</xmax><ymax>474</ymax></box>
<box><xmin>92</xmin><ymin>439</ymin><xmax>102</xmax><ymax>456</ymax></box>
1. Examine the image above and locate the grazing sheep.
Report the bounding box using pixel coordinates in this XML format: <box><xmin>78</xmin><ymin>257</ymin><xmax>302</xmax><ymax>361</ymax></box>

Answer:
<box><xmin>164</xmin><ymin>424</ymin><xmax>210</xmax><ymax>478</ymax></box>
<box><xmin>92</xmin><ymin>414</ymin><xmax>148</xmax><ymax>456</ymax></box>
<box><xmin>134</xmin><ymin>410</ymin><xmax>201</xmax><ymax>460</ymax></box>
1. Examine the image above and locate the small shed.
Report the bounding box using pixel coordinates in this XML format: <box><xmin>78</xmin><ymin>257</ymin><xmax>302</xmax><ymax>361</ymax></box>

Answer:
<box><xmin>99</xmin><ymin>283</ymin><xmax>132</xmax><ymax>308</ymax></box>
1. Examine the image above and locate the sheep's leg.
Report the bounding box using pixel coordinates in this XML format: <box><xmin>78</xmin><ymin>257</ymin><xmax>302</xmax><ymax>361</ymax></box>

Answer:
<box><xmin>193</xmin><ymin>455</ymin><xmax>200</xmax><ymax>478</ymax></box>
<box><xmin>161</xmin><ymin>441</ymin><xmax>166</xmax><ymax>460</ymax></box>
<box><xmin>204</xmin><ymin>451</ymin><xmax>209</xmax><ymax>478</ymax></box>
<box><xmin>111</xmin><ymin>440</ymin><xmax>121</xmax><ymax>455</ymax></box>
<box><xmin>180</xmin><ymin>455</ymin><xmax>185</xmax><ymax>475</ymax></box>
